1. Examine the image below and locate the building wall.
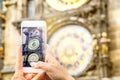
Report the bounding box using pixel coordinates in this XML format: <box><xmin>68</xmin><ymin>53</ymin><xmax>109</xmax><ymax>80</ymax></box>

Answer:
<box><xmin>1</xmin><ymin>0</ymin><xmax>22</xmax><ymax>80</ymax></box>
<box><xmin>108</xmin><ymin>0</ymin><xmax>120</xmax><ymax>77</ymax></box>
<box><xmin>1</xmin><ymin>0</ymin><xmax>120</xmax><ymax>80</ymax></box>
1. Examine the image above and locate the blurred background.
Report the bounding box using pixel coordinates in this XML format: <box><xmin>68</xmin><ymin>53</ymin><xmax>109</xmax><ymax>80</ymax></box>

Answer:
<box><xmin>0</xmin><ymin>0</ymin><xmax>120</xmax><ymax>80</ymax></box>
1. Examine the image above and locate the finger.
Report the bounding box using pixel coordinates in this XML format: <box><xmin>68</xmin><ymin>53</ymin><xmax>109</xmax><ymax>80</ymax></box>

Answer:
<box><xmin>15</xmin><ymin>46</ymin><xmax>22</xmax><ymax>71</ymax></box>
<box><xmin>34</xmin><ymin>61</ymin><xmax>50</xmax><ymax>72</ymax></box>
<box><xmin>31</xmin><ymin>72</ymin><xmax>45</xmax><ymax>80</ymax></box>
<box><xmin>45</xmin><ymin>74</ymin><xmax>51</xmax><ymax>80</ymax></box>
<box><xmin>25</xmin><ymin>74</ymin><xmax>36</xmax><ymax>80</ymax></box>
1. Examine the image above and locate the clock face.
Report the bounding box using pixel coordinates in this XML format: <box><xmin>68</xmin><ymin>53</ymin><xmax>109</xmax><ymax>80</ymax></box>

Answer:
<box><xmin>46</xmin><ymin>0</ymin><xmax>89</xmax><ymax>11</ymax></box>
<box><xmin>28</xmin><ymin>38</ymin><xmax>40</xmax><ymax>50</ymax></box>
<box><xmin>28</xmin><ymin>53</ymin><xmax>40</xmax><ymax>67</ymax></box>
<box><xmin>48</xmin><ymin>25</ymin><xmax>93</xmax><ymax>76</ymax></box>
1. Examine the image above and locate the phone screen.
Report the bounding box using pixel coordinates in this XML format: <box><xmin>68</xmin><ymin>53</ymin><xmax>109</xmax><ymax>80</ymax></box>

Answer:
<box><xmin>22</xmin><ymin>27</ymin><xmax>45</xmax><ymax>67</ymax></box>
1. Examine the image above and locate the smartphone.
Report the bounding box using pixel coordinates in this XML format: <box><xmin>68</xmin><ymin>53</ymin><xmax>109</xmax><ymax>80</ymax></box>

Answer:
<box><xmin>21</xmin><ymin>20</ymin><xmax>46</xmax><ymax>73</ymax></box>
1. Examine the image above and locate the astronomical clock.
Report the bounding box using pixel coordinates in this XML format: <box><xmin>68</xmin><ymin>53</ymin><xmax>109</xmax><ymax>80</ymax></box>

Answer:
<box><xmin>44</xmin><ymin>0</ymin><xmax>98</xmax><ymax>77</ymax></box>
<box><xmin>0</xmin><ymin>0</ymin><xmax>110</xmax><ymax>80</ymax></box>
<box><xmin>14</xmin><ymin>0</ymin><xmax>105</xmax><ymax>78</ymax></box>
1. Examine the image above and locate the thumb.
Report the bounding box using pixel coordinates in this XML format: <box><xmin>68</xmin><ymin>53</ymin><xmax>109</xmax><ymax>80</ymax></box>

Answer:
<box><xmin>16</xmin><ymin>45</ymin><xmax>22</xmax><ymax>71</ymax></box>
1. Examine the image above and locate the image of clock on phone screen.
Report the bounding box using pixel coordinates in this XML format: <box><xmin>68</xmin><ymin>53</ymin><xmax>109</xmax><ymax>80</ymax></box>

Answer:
<box><xmin>21</xmin><ymin>21</ymin><xmax>46</xmax><ymax>73</ymax></box>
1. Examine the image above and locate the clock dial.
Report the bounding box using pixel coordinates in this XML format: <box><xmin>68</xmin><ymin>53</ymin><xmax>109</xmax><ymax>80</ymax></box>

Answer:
<box><xmin>48</xmin><ymin>25</ymin><xmax>93</xmax><ymax>76</ymax></box>
<box><xmin>28</xmin><ymin>53</ymin><xmax>40</xmax><ymax>67</ymax></box>
<box><xmin>28</xmin><ymin>38</ymin><xmax>40</xmax><ymax>50</ymax></box>
<box><xmin>46</xmin><ymin>0</ymin><xmax>89</xmax><ymax>11</ymax></box>
<box><xmin>28</xmin><ymin>53</ymin><xmax>39</xmax><ymax>62</ymax></box>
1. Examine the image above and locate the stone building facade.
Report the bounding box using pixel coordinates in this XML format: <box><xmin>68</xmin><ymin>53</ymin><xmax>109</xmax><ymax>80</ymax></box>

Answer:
<box><xmin>0</xmin><ymin>0</ymin><xmax>120</xmax><ymax>80</ymax></box>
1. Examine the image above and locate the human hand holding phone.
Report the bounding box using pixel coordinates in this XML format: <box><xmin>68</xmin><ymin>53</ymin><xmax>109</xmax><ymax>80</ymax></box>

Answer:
<box><xmin>12</xmin><ymin>20</ymin><xmax>51</xmax><ymax>80</ymax></box>
<box><xmin>11</xmin><ymin>46</ymin><xmax>48</xmax><ymax>80</ymax></box>
<box><xmin>12</xmin><ymin>20</ymin><xmax>74</xmax><ymax>80</ymax></box>
<box><xmin>12</xmin><ymin>45</ymin><xmax>74</xmax><ymax>80</ymax></box>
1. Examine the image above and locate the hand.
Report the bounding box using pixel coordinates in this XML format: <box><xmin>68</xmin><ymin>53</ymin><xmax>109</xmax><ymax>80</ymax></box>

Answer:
<box><xmin>35</xmin><ymin>46</ymin><xmax>75</xmax><ymax>80</ymax></box>
<box><xmin>11</xmin><ymin>46</ymin><xmax>48</xmax><ymax>80</ymax></box>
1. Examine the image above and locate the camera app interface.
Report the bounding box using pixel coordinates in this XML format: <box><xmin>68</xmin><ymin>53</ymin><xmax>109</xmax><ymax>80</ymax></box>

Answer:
<box><xmin>22</xmin><ymin>27</ymin><xmax>44</xmax><ymax>67</ymax></box>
